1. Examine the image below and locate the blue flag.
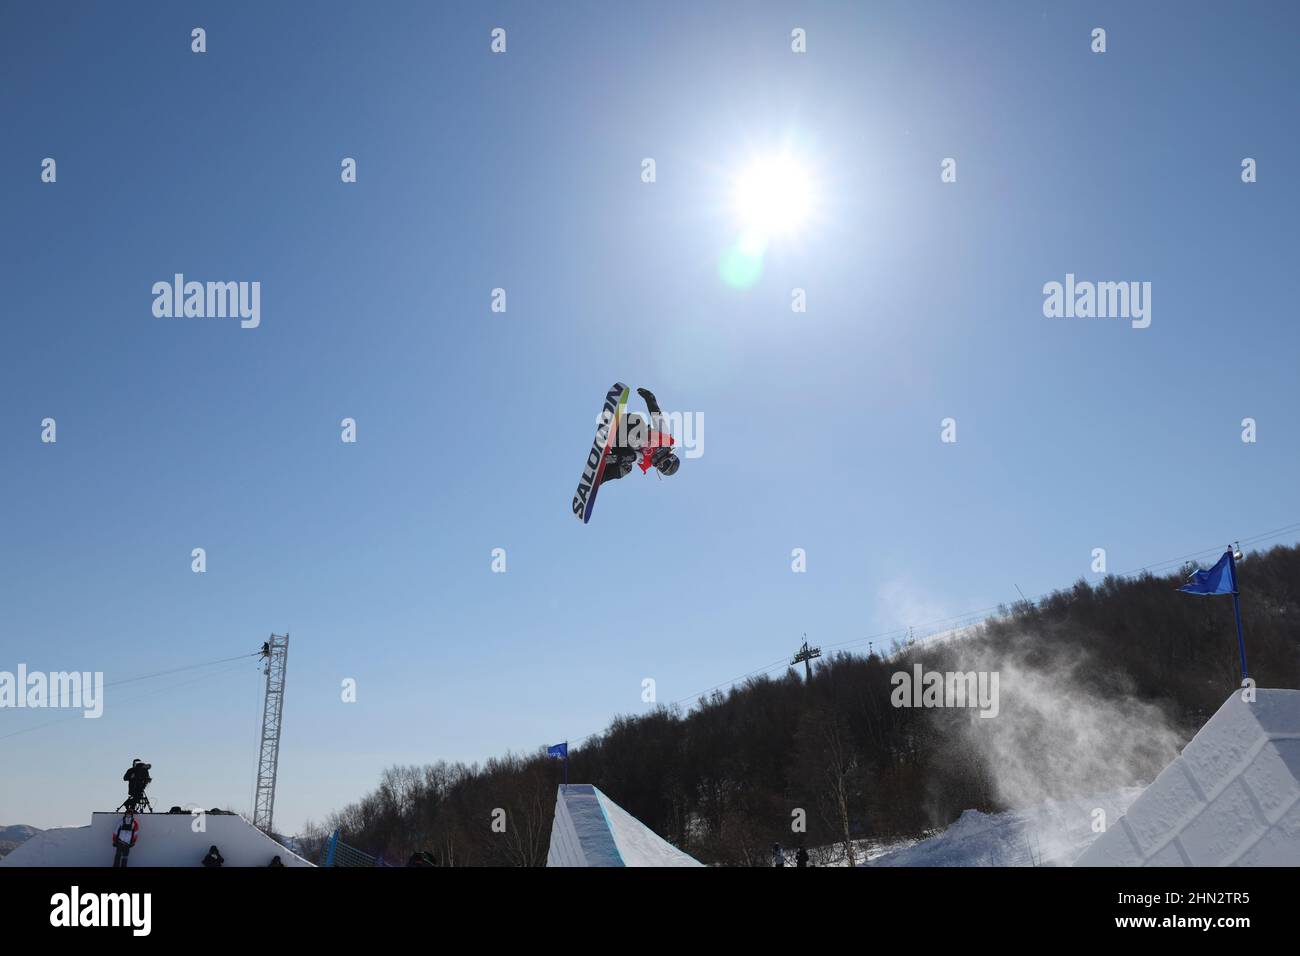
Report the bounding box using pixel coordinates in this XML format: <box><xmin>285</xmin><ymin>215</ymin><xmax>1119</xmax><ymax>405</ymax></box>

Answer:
<box><xmin>547</xmin><ymin>742</ymin><xmax>568</xmax><ymax>759</ymax></box>
<box><xmin>1177</xmin><ymin>548</ymin><xmax>1249</xmax><ymax>681</ymax></box>
<box><xmin>1179</xmin><ymin>551</ymin><xmax>1236</xmax><ymax>596</ymax></box>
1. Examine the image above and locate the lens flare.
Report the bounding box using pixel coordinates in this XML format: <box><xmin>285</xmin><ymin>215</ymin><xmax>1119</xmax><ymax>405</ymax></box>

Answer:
<box><xmin>718</xmin><ymin>237</ymin><xmax>765</xmax><ymax>288</ymax></box>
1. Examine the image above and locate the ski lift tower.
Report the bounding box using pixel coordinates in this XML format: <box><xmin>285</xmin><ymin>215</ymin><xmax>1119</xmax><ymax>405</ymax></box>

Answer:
<box><xmin>791</xmin><ymin>636</ymin><xmax>821</xmax><ymax>682</ymax></box>
<box><xmin>253</xmin><ymin>633</ymin><xmax>289</xmax><ymax>835</ymax></box>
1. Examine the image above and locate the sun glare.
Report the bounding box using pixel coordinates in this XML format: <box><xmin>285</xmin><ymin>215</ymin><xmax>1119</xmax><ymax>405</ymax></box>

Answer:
<box><xmin>732</xmin><ymin>153</ymin><xmax>816</xmax><ymax>240</ymax></box>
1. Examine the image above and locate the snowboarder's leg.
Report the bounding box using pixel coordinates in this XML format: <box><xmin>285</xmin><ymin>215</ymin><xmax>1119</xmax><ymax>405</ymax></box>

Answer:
<box><xmin>600</xmin><ymin>449</ymin><xmax>636</xmax><ymax>483</ymax></box>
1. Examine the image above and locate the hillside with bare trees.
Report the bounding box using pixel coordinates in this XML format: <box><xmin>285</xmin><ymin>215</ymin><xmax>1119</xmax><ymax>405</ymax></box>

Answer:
<box><xmin>302</xmin><ymin>545</ymin><xmax>1300</xmax><ymax>866</ymax></box>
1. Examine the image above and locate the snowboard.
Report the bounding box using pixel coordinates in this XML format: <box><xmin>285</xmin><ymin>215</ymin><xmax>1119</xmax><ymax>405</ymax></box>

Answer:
<box><xmin>572</xmin><ymin>383</ymin><xmax>629</xmax><ymax>523</ymax></box>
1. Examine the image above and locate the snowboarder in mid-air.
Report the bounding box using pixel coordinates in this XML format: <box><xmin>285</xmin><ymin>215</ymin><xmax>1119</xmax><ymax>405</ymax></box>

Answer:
<box><xmin>572</xmin><ymin>385</ymin><xmax>682</xmax><ymax>523</ymax></box>
<box><xmin>599</xmin><ymin>387</ymin><xmax>681</xmax><ymax>483</ymax></box>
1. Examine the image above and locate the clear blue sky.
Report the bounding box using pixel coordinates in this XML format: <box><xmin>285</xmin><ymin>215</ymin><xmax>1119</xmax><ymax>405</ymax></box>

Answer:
<box><xmin>3</xmin><ymin>2</ymin><xmax>1297</xmax><ymax>832</ymax></box>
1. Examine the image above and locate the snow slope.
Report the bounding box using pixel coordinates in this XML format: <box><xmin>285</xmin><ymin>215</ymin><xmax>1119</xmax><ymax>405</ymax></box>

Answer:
<box><xmin>865</xmin><ymin>789</ymin><xmax>1144</xmax><ymax>867</ymax></box>
<box><xmin>1076</xmin><ymin>688</ymin><xmax>1300</xmax><ymax>866</ymax></box>
<box><xmin>0</xmin><ymin>812</ymin><xmax>312</xmax><ymax>867</ymax></box>
<box><xmin>546</xmin><ymin>785</ymin><xmax>702</xmax><ymax>867</ymax></box>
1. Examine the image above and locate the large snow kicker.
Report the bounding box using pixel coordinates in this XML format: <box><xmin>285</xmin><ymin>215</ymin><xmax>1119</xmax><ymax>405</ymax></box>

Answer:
<box><xmin>1075</xmin><ymin>688</ymin><xmax>1300</xmax><ymax>866</ymax></box>
<box><xmin>546</xmin><ymin>785</ymin><xmax>703</xmax><ymax>867</ymax></box>
<box><xmin>0</xmin><ymin>811</ymin><xmax>312</xmax><ymax>867</ymax></box>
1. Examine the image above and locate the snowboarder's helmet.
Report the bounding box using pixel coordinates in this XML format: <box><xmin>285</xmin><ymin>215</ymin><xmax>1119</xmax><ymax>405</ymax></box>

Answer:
<box><xmin>656</xmin><ymin>453</ymin><xmax>680</xmax><ymax>476</ymax></box>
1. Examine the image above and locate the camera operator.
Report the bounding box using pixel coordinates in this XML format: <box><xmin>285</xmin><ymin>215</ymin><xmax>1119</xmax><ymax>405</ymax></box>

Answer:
<box><xmin>123</xmin><ymin>758</ymin><xmax>152</xmax><ymax>811</ymax></box>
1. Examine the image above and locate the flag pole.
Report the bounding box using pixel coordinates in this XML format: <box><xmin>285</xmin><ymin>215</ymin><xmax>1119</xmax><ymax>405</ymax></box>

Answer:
<box><xmin>563</xmin><ymin>742</ymin><xmax>568</xmax><ymax>787</ymax></box>
<box><xmin>1229</xmin><ymin>550</ymin><xmax>1249</xmax><ymax>681</ymax></box>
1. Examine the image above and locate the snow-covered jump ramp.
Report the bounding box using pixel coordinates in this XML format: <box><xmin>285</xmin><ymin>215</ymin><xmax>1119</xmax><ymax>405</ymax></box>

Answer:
<box><xmin>1076</xmin><ymin>688</ymin><xmax>1300</xmax><ymax>866</ymax></box>
<box><xmin>546</xmin><ymin>785</ymin><xmax>702</xmax><ymax>867</ymax></box>
<box><xmin>0</xmin><ymin>812</ymin><xmax>312</xmax><ymax>867</ymax></box>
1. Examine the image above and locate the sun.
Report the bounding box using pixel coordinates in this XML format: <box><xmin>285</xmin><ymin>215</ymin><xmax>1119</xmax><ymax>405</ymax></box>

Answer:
<box><xmin>718</xmin><ymin>147</ymin><xmax>821</xmax><ymax>288</ymax></box>
<box><xmin>731</xmin><ymin>152</ymin><xmax>817</xmax><ymax>241</ymax></box>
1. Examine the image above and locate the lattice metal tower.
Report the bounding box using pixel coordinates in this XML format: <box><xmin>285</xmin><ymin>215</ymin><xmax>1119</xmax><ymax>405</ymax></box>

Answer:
<box><xmin>253</xmin><ymin>633</ymin><xmax>289</xmax><ymax>834</ymax></box>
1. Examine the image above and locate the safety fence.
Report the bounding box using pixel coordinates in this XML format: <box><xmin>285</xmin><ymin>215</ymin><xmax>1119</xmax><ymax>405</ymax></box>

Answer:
<box><xmin>319</xmin><ymin>829</ymin><xmax>392</xmax><ymax>867</ymax></box>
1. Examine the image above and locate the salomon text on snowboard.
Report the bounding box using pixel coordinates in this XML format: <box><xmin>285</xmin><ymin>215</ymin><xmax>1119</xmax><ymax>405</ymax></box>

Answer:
<box><xmin>572</xmin><ymin>383</ymin><xmax>629</xmax><ymax>523</ymax></box>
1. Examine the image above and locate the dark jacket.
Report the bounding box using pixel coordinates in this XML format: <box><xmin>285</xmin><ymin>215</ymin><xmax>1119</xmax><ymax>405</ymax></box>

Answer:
<box><xmin>123</xmin><ymin>764</ymin><xmax>151</xmax><ymax>794</ymax></box>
